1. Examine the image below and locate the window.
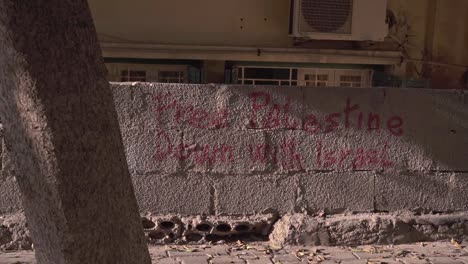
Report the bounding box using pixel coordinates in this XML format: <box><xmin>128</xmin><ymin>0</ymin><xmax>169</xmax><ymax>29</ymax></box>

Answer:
<box><xmin>106</xmin><ymin>63</ymin><xmax>191</xmax><ymax>83</ymax></box>
<box><xmin>304</xmin><ymin>74</ymin><xmax>329</xmax><ymax>86</ymax></box>
<box><xmin>236</xmin><ymin>67</ymin><xmax>298</xmax><ymax>86</ymax></box>
<box><xmin>339</xmin><ymin>75</ymin><xmax>362</xmax><ymax>87</ymax></box>
<box><xmin>120</xmin><ymin>70</ymin><xmax>146</xmax><ymax>82</ymax></box>
<box><xmin>158</xmin><ymin>71</ymin><xmax>185</xmax><ymax>83</ymax></box>
<box><xmin>234</xmin><ymin>66</ymin><xmax>371</xmax><ymax>88</ymax></box>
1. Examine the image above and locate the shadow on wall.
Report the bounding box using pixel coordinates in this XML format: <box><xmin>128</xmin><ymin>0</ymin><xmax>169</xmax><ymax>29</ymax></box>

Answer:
<box><xmin>1</xmin><ymin>83</ymin><xmax>467</xmax><ymax>216</ymax></box>
<box><xmin>0</xmin><ymin>123</ymin><xmax>22</xmax><ymax>214</ymax></box>
<box><xmin>111</xmin><ymin>83</ymin><xmax>468</xmax><ymax>216</ymax></box>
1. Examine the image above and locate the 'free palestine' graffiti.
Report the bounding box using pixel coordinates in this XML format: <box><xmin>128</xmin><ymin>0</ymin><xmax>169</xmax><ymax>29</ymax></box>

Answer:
<box><xmin>152</xmin><ymin>92</ymin><xmax>402</xmax><ymax>170</ymax></box>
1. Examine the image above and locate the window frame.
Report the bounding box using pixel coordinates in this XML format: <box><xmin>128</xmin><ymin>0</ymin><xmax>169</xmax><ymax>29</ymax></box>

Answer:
<box><xmin>235</xmin><ymin>66</ymin><xmax>298</xmax><ymax>86</ymax></box>
<box><xmin>109</xmin><ymin>63</ymin><xmax>189</xmax><ymax>84</ymax></box>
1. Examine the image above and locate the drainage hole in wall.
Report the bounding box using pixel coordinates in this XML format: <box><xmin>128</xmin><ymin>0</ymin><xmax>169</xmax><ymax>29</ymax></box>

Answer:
<box><xmin>196</xmin><ymin>223</ymin><xmax>212</xmax><ymax>232</ymax></box>
<box><xmin>141</xmin><ymin>217</ymin><xmax>156</xmax><ymax>229</ymax></box>
<box><xmin>148</xmin><ymin>231</ymin><xmax>165</xmax><ymax>240</ymax></box>
<box><xmin>159</xmin><ymin>221</ymin><xmax>175</xmax><ymax>229</ymax></box>
<box><xmin>185</xmin><ymin>233</ymin><xmax>203</xmax><ymax>242</ymax></box>
<box><xmin>216</xmin><ymin>223</ymin><xmax>232</xmax><ymax>233</ymax></box>
<box><xmin>234</xmin><ymin>224</ymin><xmax>250</xmax><ymax>232</ymax></box>
<box><xmin>205</xmin><ymin>234</ymin><xmax>222</xmax><ymax>242</ymax></box>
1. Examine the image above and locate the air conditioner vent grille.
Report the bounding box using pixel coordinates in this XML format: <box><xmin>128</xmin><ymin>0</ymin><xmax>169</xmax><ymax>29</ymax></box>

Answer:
<box><xmin>300</xmin><ymin>0</ymin><xmax>353</xmax><ymax>33</ymax></box>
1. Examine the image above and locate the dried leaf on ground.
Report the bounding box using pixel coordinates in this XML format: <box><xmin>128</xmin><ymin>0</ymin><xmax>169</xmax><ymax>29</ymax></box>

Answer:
<box><xmin>182</xmin><ymin>245</ymin><xmax>197</xmax><ymax>252</ymax></box>
<box><xmin>451</xmin><ymin>238</ymin><xmax>462</xmax><ymax>249</ymax></box>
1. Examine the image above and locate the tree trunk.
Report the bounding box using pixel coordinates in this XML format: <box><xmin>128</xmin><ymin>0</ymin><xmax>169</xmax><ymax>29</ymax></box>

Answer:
<box><xmin>0</xmin><ymin>1</ymin><xmax>151</xmax><ymax>263</ymax></box>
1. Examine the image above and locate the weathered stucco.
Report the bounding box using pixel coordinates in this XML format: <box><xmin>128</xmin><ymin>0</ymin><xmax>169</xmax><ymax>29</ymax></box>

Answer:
<box><xmin>113</xmin><ymin>83</ymin><xmax>467</xmax><ymax>215</ymax></box>
<box><xmin>1</xmin><ymin>84</ymin><xmax>467</xmax><ymax>217</ymax></box>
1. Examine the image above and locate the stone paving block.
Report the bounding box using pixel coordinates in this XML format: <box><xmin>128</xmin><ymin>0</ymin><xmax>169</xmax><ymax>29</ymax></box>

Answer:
<box><xmin>167</xmin><ymin>250</ymin><xmax>209</xmax><ymax>257</ymax></box>
<box><xmin>272</xmin><ymin>254</ymin><xmax>304</xmax><ymax>263</ymax></box>
<box><xmin>133</xmin><ymin>173</ymin><xmax>211</xmax><ymax>215</ymax></box>
<box><xmin>234</xmin><ymin>251</ymin><xmax>260</xmax><ymax>260</ymax></box>
<box><xmin>393</xmin><ymin>245</ymin><xmax>440</xmax><ymax>257</ymax></box>
<box><xmin>177</xmin><ymin>255</ymin><xmax>210</xmax><ymax>264</ymax></box>
<box><xmin>214</xmin><ymin>174</ymin><xmax>297</xmax><ymax>215</ymax></box>
<box><xmin>211</xmin><ymin>255</ymin><xmax>246</xmax><ymax>263</ymax></box>
<box><xmin>397</xmin><ymin>258</ymin><xmax>431</xmax><ymax>264</ymax></box>
<box><xmin>366</xmin><ymin>258</ymin><xmax>401</xmax><ymax>263</ymax></box>
<box><xmin>299</xmin><ymin>172</ymin><xmax>374</xmax><ymax>213</ymax></box>
<box><xmin>246</xmin><ymin>257</ymin><xmax>273</xmax><ymax>264</ymax></box>
<box><xmin>1</xmin><ymin>243</ymin><xmax>468</xmax><ymax>264</ymax></box>
<box><xmin>287</xmin><ymin>246</ymin><xmax>357</xmax><ymax>262</ymax></box>
<box><xmin>429</xmin><ymin>257</ymin><xmax>465</xmax><ymax>264</ymax></box>
<box><xmin>308</xmin><ymin>246</ymin><xmax>352</xmax><ymax>253</ymax></box>
<box><xmin>202</xmin><ymin>245</ymin><xmax>230</xmax><ymax>256</ymax></box>
<box><xmin>425</xmin><ymin>242</ymin><xmax>464</xmax><ymax>251</ymax></box>
<box><xmin>375</xmin><ymin>172</ymin><xmax>452</xmax><ymax>212</ymax></box>
<box><xmin>353</xmin><ymin>251</ymin><xmax>394</xmax><ymax>260</ymax></box>
<box><xmin>155</xmin><ymin>258</ymin><xmax>180</xmax><ymax>264</ymax></box>
<box><xmin>148</xmin><ymin>246</ymin><xmax>169</xmax><ymax>259</ymax></box>
<box><xmin>0</xmin><ymin>252</ymin><xmax>36</xmax><ymax>264</ymax></box>
<box><xmin>273</xmin><ymin>259</ymin><xmax>304</xmax><ymax>264</ymax></box>
<box><xmin>326</xmin><ymin>251</ymin><xmax>358</xmax><ymax>261</ymax></box>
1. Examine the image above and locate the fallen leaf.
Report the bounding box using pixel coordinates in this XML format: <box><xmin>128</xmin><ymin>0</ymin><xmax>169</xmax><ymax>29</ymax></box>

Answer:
<box><xmin>269</xmin><ymin>245</ymin><xmax>283</xmax><ymax>250</ymax></box>
<box><xmin>183</xmin><ymin>245</ymin><xmax>197</xmax><ymax>252</ymax></box>
<box><xmin>452</xmin><ymin>238</ymin><xmax>462</xmax><ymax>249</ymax></box>
<box><xmin>316</xmin><ymin>254</ymin><xmax>326</xmax><ymax>261</ymax></box>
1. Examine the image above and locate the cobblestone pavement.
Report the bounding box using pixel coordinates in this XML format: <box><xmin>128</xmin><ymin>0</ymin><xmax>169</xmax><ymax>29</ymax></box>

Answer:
<box><xmin>0</xmin><ymin>241</ymin><xmax>467</xmax><ymax>264</ymax></box>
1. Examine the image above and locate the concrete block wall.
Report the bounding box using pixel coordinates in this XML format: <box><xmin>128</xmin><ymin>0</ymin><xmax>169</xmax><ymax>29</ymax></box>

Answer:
<box><xmin>0</xmin><ymin>84</ymin><xmax>466</xmax><ymax>216</ymax></box>
<box><xmin>0</xmin><ymin>126</ymin><xmax>22</xmax><ymax>214</ymax></box>
<box><xmin>112</xmin><ymin>83</ymin><xmax>468</xmax><ymax>216</ymax></box>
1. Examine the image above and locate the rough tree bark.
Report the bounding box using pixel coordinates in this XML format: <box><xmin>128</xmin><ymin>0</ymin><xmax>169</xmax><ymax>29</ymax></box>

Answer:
<box><xmin>0</xmin><ymin>1</ymin><xmax>151</xmax><ymax>263</ymax></box>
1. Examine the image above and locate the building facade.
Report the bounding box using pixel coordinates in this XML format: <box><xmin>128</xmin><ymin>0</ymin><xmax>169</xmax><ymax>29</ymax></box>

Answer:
<box><xmin>89</xmin><ymin>0</ymin><xmax>468</xmax><ymax>89</ymax></box>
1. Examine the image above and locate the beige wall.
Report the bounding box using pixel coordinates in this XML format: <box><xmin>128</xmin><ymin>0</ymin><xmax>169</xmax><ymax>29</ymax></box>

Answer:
<box><xmin>88</xmin><ymin>0</ymin><xmax>427</xmax><ymax>49</ymax></box>
<box><xmin>386</xmin><ymin>0</ymin><xmax>429</xmax><ymax>77</ymax></box>
<box><xmin>431</xmin><ymin>1</ymin><xmax>468</xmax><ymax>67</ymax></box>
<box><xmin>386</xmin><ymin>0</ymin><xmax>468</xmax><ymax>88</ymax></box>
<box><xmin>91</xmin><ymin>0</ymin><xmax>468</xmax><ymax>88</ymax></box>
<box><xmin>428</xmin><ymin>0</ymin><xmax>468</xmax><ymax>89</ymax></box>
<box><xmin>89</xmin><ymin>0</ymin><xmax>292</xmax><ymax>47</ymax></box>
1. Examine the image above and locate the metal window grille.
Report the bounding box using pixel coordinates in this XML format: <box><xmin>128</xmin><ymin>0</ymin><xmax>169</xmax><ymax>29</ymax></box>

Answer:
<box><xmin>236</xmin><ymin>66</ymin><xmax>298</xmax><ymax>86</ymax></box>
<box><xmin>304</xmin><ymin>73</ymin><xmax>329</xmax><ymax>86</ymax></box>
<box><xmin>339</xmin><ymin>75</ymin><xmax>362</xmax><ymax>87</ymax></box>
<box><xmin>158</xmin><ymin>71</ymin><xmax>185</xmax><ymax>83</ymax></box>
<box><xmin>120</xmin><ymin>70</ymin><xmax>146</xmax><ymax>82</ymax></box>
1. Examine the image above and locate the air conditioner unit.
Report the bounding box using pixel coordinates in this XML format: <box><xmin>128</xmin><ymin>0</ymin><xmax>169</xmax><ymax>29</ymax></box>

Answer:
<box><xmin>289</xmin><ymin>0</ymin><xmax>388</xmax><ymax>41</ymax></box>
